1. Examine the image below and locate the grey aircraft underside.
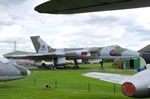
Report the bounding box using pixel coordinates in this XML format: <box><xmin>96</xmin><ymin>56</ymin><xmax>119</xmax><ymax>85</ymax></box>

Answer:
<box><xmin>34</xmin><ymin>0</ymin><xmax>150</xmax><ymax>14</ymax></box>
<box><xmin>0</xmin><ymin>57</ymin><xmax>30</xmax><ymax>82</ymax></box>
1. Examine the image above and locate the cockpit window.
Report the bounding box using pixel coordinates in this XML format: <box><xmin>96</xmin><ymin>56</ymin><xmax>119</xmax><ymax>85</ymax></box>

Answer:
<box><xmin>0</xmin><ymin>57</ymin><xmax>9</xmax><ymax>63</ymax></box>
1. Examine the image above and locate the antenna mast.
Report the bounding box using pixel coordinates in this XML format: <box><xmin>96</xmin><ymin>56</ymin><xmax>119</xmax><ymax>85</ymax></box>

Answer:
<box><xmin>14</xmin><ymin>41</ymin><xmax>16</xmax><ymax>51</ymax></box>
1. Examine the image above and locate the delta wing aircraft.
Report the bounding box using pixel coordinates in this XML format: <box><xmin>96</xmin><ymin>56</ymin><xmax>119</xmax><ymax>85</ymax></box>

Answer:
<box><xmin>34</xmin><ymin>0</ymin><xmax>150</xmax><ymax>14</ymax></box>
<box><xmin>4</xmin><ymin>36</ymin><xmax>139</xmax><ymax>69</ymax></box>
<box><xmin>0</xmin><ymin>57</ymin><xmax>30</xmax><ymax>82</ymax></box>
<box><xmin>83</xmin><ymin>69</ymin><xmax>150</xmax><ymax>98</ymax></box>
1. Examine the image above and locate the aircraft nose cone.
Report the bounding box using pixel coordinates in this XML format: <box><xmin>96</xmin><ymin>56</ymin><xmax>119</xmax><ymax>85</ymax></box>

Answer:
<box><xmin>122</xmin><ymin>50</ymin><xmax>139</xmax><ymax>57</ymax></box>
<box><xmin>14</xmin><ymin>64</ymin><xmax>31</xmax><ymax>76</ymax></box>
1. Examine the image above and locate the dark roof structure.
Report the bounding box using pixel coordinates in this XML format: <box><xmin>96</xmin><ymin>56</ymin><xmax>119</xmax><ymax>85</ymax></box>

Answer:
<box><xmin>139</xmin><ymin>44</ymin><xmax>150</xmax><ymax>52</ymax></box>
<box><xmin>138</xmin><ymin>44</ymin><xmax>150</xmax><ymax>64</ymax></box>
<box><xmin>3</xmin><ymin>51</ymin><xmax>34</xmax><ymax>58</ymax></box>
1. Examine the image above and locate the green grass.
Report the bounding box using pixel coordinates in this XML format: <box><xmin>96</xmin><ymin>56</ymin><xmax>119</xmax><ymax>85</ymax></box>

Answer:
<box><xmin>0</xmin><ymin>63</ymin><xmax>145</xmax><ymax>99</ymax></box>
<box><xmin>68</xmin><ymin>62</ymin><xmax>114</xmax><ymax>69</ymax></box>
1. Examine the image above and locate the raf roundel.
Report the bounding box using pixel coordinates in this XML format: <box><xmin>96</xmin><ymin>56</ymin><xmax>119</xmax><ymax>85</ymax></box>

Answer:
<box><xmin>109</xmin><ymin>50</ymin><xmax>116</xmax><ymax>56</ymax></box>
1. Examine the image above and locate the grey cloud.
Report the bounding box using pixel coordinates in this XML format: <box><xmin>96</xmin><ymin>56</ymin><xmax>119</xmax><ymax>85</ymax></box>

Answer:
<box><xmin>0</xmin><ymin>0</ymin><xmax>26</xmax><ymax>6</ymax></box>
<box><xmin>62</xmin><ymin>31</ymin><xmax>118</xmax><ymax>48</ymax></box>
<box><xmin>61</xmin><ymin>13</ymin><xmax>150</xmax><ymax>49</ymax></box>
<box><xmin>85</xmin><ymin>15</ymin><xmax>119</xmax><ymax>25</ymax></box>
<box><xmin>0</xmin><ymin>37</ymin><xmax>26</xmax><ymax>44</ymax></box>
<box><xmin>0</xmin><ymin>0</ymin><xmax>28</xmax><ymax>28</ymax></box>
<box><xmin>0</xmin><ymin>40</ymin><xmax>14</xmax><ymax>45</ymax></box>
<box><xmin>140</xmin><ymin>37</ymin><xmax>150</xmax><ymax>42</ymax></box>
<box><xmin>0</xmin><ymin>37</ymin><xmax>34</xmax><ymax>54</ymax></box>
<box><xmin>66</xmin><ymin>30</ymin><xmax>108</xmax><ymax>39</ymax></box>
<box><xmin>0</xmin><ymin>19</ymin><xmax>15</xmax><ymax>27</ymax></box>
<box><xmin>122</xmin><ymin>22</ymin><xmax>150</xmax><ymax>36</ymax></box>
<box><xmin>70</xmin><ymin>14</ymin><xmax>120</xmax><ymax>26</ymax></box>
<box><xmin>140</xmin><ymin>32</ymin><xmax>150</xmax><ymax>41</ymax></box>
<box><xmin>65</xmin><ymin>36</ymin><xmax>111</xmax><ymax>48</ymax></box>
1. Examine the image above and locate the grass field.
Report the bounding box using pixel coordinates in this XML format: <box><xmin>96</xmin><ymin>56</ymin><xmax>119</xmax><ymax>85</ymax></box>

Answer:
<box><xmin>0</xmin><ymin>63</ymin><xmax>147</xmax><ymax>99</ymax></box>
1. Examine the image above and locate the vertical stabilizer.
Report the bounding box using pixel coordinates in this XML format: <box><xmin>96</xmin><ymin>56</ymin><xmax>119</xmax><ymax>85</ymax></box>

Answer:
<box><xmin>30</xmin><ymin>36</ymin><xmax>55</xmax><ymax>53</ymax></box>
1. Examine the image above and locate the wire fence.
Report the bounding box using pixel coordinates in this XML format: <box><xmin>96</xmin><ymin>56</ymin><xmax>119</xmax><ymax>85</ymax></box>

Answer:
<box><xmin>31</xmin><ymin>78</ymin><xmax>121</xmax><ymax>94</ymax></box>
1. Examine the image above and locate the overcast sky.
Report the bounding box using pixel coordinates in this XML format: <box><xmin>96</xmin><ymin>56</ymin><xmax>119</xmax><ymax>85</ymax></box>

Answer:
<box><xmin>0</xmin><ymin>0</ymin><xmax>150</xmax><ymax>56</ymax></box>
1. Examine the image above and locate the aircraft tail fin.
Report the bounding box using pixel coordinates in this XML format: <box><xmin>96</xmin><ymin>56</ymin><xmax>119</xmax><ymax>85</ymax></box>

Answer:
<box><xmin>30</xmin><ymin>36</ymin><xmax>55</xmax><ymax>53</ymax></box>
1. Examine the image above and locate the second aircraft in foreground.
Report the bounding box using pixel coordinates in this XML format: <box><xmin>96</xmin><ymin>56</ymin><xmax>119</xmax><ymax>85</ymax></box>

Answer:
<box><xmin>0</xmin><ymin>57</ymin><xmax>30</xmax><ymax>82</ymax></box>
<box><xmin>83</xmin><ymin>68</ymin><xmax>150</xmax><ymax>98</ymax></box>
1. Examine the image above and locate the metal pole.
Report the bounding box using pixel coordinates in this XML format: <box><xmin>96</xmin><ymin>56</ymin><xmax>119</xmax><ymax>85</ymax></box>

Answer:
<box><xmin>88</xmin><ymin>83</ymin><xmax>91</xmax><ymax>92</ymax></box>
<box><xmin>55</xmin><ymin>81</ymin><xmax>57</xmax><ymax>88</ymax></box>
<box><xmin>114</xmin><ymin>83</ymin><xmax>116</xmax><ymax>93</ymax></box>
<box><xmin>34</xmin><ymin>78</ymin><xmax>36</xmax><ymax>86</ymax></box>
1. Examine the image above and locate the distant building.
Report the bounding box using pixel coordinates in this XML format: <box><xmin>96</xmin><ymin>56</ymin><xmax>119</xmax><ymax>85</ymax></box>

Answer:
<box><xmin>123</xmin><ymin>57</ymin><xmax>146</xmax><ymax>69</ymax></box>
<box><xmin>3</xmin><ymin>51</ymin><xmax>35</xmax><ymax>67</ymax></box>
<box><xmin>3</xmin><ymin>50</ymin><xmax>34</xmax><ymax>58</ymax></box>
<box><xmin>114</xmin><ymin>57</ymin><xmax>146</xmax><ymax>69</ymax></box>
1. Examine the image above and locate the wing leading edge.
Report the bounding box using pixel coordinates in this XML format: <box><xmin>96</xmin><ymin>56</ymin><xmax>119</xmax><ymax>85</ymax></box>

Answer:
<box><xmin>35</xmin><ymin>0</ymin><xmax>150</xmax><ymax>14</ymax></box>
<box><xmin>4</xmin><ymin>53</ymin><xmax>138</xmax><ymax>60</ymax></box>
<box><xmin>82</xmin><ymin>72</ymin><xmax>131</xmax><ymax>84</ymax></box>
<box><xmin>5</xmin><ymin>53</ymin><xmax>92</xmax><ymax>60</ymax></box>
